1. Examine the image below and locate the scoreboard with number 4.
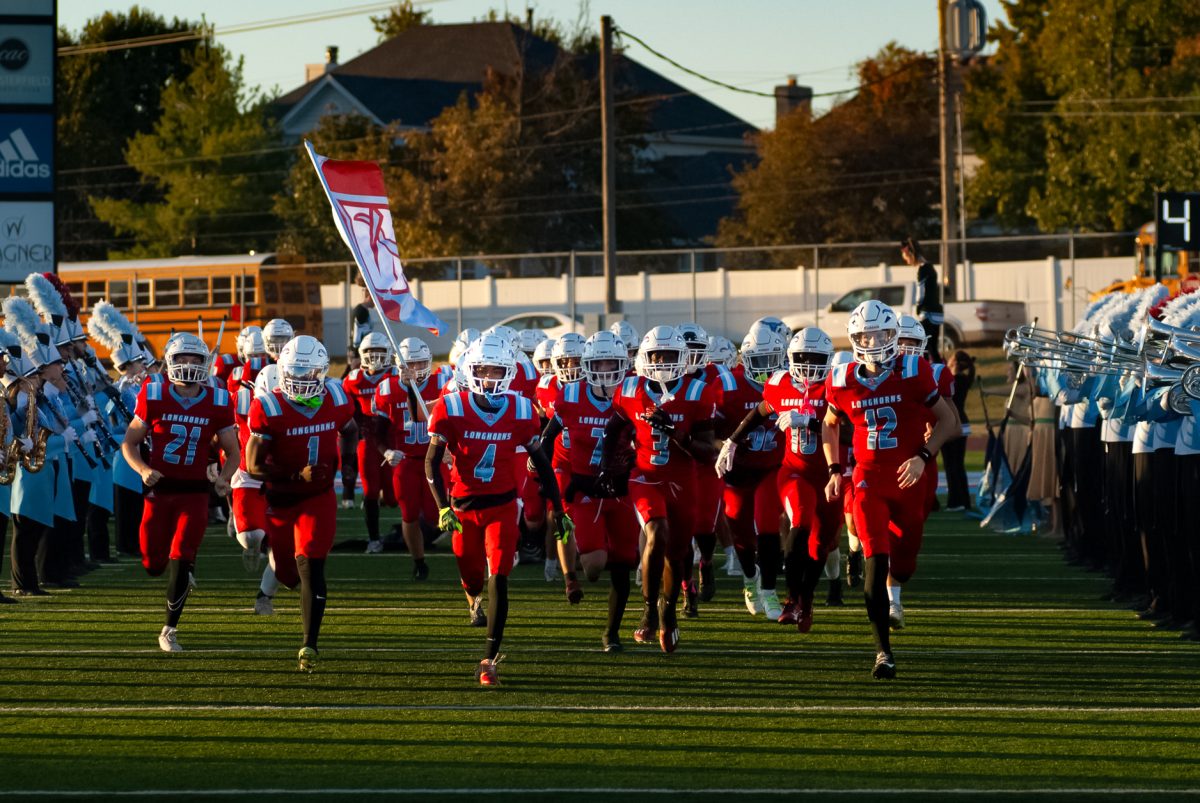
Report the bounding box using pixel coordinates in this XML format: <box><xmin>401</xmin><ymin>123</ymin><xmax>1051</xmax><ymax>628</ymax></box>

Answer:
<box><xmin>1157</xmin><ymin>191</ymin><xmax>1200</xmax><ymax>250</ymax></box>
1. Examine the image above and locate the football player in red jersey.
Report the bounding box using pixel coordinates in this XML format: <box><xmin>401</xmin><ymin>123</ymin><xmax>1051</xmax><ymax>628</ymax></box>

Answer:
<box><xmin>245</xmin><ymin>336</ymin><xmax>355</xmax><ymax>673</ymax></box>
<box><xmin>212</xmin><ymin>325</ymin><xmax>258</xmax><ymax>385</ymax></box>
<box><xmin>426</xmin><ymin>333</ymin><xmax>570</xmax><ymax>686</ymax></box>
<box><xmin>714</xmin><ymin>324</ymin><xmax>789</xmax><ymax>621</ymax></box>
<box><xmin>225</xmin><ymin>328</ymin><xmax>270</xmax><ymax>396</ymax></box>
<box><xmin>121</xmin><ymin>334</ymin><xmax>239</xmax><ymax>652</ymax></box>
<box><xmin>822</xmin><ymin>301</ymin><xmax>957</xmax><ymax>679</ymax></box>
<box><xmin>344</xmin><ymin>332</ymin><xmax>399</xmax><ymax>553</ymax></box>
<box><xmin>599</xmin><ymin>326</ymin><xmax>717</xmax><ymax>653</ymax></box>
<box><xmin>539</xmin><ymin>332</ymin><xmax>641</xmax><ymax>649</ymax></box>
<box><xmin>373</xmin><ymin>336</ymin><xmax>447</xmax><ymax>580</ymax></box>
<box><xmin>230</xmin><ymin>358</ymin><xmax>276</xmax><ymax>575</ymax></box>
<box><xmin>532</xmin><ymin>338</ymin><xmax>556</xmax><ymax>377</ymax></box>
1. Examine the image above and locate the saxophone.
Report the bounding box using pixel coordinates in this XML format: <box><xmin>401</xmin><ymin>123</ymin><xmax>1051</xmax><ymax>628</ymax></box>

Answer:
<box><xmin>0</xmin><ymin>397</ymin><xmax>13</xmax><ymax>485</ymax></box>
<box><xmin>5</xmin><ymin>383</ymin><xmax>48</xmax><ymax>475</ymax></box>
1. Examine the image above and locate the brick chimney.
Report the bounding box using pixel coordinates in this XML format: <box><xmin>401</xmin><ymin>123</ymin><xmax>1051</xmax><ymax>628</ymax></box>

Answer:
<box><xmin>775</xmin><ymin>76</ymin><xmax>813</xmax><ymax>124</ymax></box>
<box><xmin>305</xmin><ymin>45</ymin><xmax>340</xmax><ymax>83</ymax></box>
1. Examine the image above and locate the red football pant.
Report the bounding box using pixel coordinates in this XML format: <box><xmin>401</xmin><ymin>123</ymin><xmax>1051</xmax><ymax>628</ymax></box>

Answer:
<box><xmin>629</xmin><ymin>471</ymin><xmax>697</xmax><ymax>563</ymax></box>
<box><xmin>777</xmin><ymin>467</ymin><xmax>842</xmax><ymax>561</ymax></box>
<box><xmin>517</xmin><ymin>458</ymin><xmax>547</xmax><ymax>524</ymax></box>
<box><xmin>848</xmin><ymin>464</ymin><xmax>926</xmax><ymax>580</ymax></box>
<box><xmin>357</xmin><ymin>438</ymin><xmax>397</xmax><ymax>505</ymax></box>
<box><xmin>140</xmin><ymin>490</ymin><xmax>209</xmax><ymax>574</ymax></box>
<box><xmin>566</xmin><ymin>492</ymin><xmax>640</xmax><ymax>566</ymax></box>
<box><xmin>453</xmin><ymin>500</ymin><xmax>520</xmax><ymax>595</ymax></box>
<box><xmin>393</xmin><ymin>456</ymin><xmax>442</xmax><ymax>524</ymax></box>
<box><xmin>267</xmin><ymin>490</ymin><xmax>337</xmax><ymax>589</ymax></box>
<box><xmin>231</xmin><ymin>485</ymin><xmax>267</xmax><ymax>536</ymax></box>
<box><xmin>723</xmin><ymin>468</ymin><xmax>782</xmax><ymax>552</ymax></box>
<box><xmin>693</xmin><ymin>466</ymin><xmax>723</xmax><ymax>534</ymax></box>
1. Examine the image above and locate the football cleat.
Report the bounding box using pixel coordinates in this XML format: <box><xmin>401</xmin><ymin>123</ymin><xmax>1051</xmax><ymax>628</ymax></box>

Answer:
<box><xmin>698</xmin><ymin>560</ymin><xmax>716</xmax><ymax>602</ymax></box>
<box><xmin>254</xmin><ymin>594</ymin><xmax>274</xmax><ymax>616</ymax></box>
<box><xmin>777</xmin><ymin>598</ymin><xmax>800</xmax><ymax>625</ymax></box>
<box><xmin>158</xmin><ymin>626</ymin><xmax>182</xmax><ymax>653</ymax></box>
<box><xmin>889</xmin><ymin>601</ymin><xmax>906</xmax><ymax>631</ymax></box>
<box><xmin>468</xmin><ymin>596</ymin><xmax>487</xmax><ymax>628</ymax></box>
<box><xmin>298</xmin><ymin>646</ymin><xmax>318</xmax><ymax>673</ymax></box>
<box><xmin>365</xmin><ymin>539</ymin><xmax>384</xmax><ymax>554</ymax></box>
<box><xmin>475</xmin><ymin>657</ymin><xmax>501</xmax><ymax>687</ymax></box>
<box><xmin>340</xmin><ymin>499</ymin><xmax>355</xmax><ymax>509</ymax></box>
<box><xmin>683</xmin><ymin>580</ymin><xmax>699</xmax><ymax>618</ymax></box>
<box><xmin>633</xmin><ymin>602</ymin><xmax>658</xmax><ymax>643</ymax></box>
<box><xmin>602</xmin><ymin>632</ymin><xmax>623</xmax><ymax>653</ymax></box>
<box><xmin>725</xmin><ymin>550</ymin><xmax>743</xmax><ymax>577</ymax></box>
<box><xmin>413</xmin><ymin>562</ymin><xmax>429</xmax><ymax>582</ymax></box>
<box><xmin>872</xmin><ymin>651</ymin><xmax>897</xmax><ymax>680</ymax></box>
<box><xmin>743</xmin><ymin>576</ymin><xmax>763</xmax><ymax>615</ymax></box>
<box><xmin>797</xmin><ymin>600</ymin><xmax>814</xmax><ymax>634</ymax></box>
<box><xmin>565</xmin><ymin>577</ymin><xmax>583</xmax><ymax>605</ymax></box>
<box><xmin>846</xmin><ymin>551</ymin><xmax>863</xmax><ymax>588</ymax></box>
<box><xmin>658</xmin><ymin>598</ymin><xmax>679</xmax><ymax>655</ymax></box>
<box><xmin>826</xmin><ymin>579</ymin><xmax>844</xmax><ymax>607</ymax></box>
<box><xmin>760</xmin><ymin>589</ymin><xmax>783</xmax><ymax>621</ymax></box>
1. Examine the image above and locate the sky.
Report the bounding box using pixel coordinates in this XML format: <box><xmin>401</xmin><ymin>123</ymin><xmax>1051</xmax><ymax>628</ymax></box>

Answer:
<box><xmin>58</xmin><ymin>0</ymin><xmax>1007</xmax><ymax>130</ymax></box>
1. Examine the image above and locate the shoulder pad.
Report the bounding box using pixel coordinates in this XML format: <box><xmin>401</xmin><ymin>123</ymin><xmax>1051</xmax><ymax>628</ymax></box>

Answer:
<box><xmin>564</xmin><ymin>381</ymin><xmax>580</xmax><ymax>404</ymax></box>
<box><xmin>326</xmin><ymin>379</ymin><xmax>350</xmax><ymax>407</ymax></box>
<box><xmin>347</xmin><ymin>368</ymin><xmax>361</xmax><ymax>381</ymax></box>
<box><xmin>831</xmin><ymin>363</ymin><xmax>851</xmax><ymax>388</ymax></box>
<box><xmin>515</xmin><ymin>395</ymin><xmax>533</xmax><ymax>420</ymax></box>
<box><xmin>444</xmin><ymin>393</ymin><xmax>464</xmax><ymax>417</ymax></box>
<box><xmin>259</xmin><ymin>391</ymin><xmax>283</xmax><ymax>418</ymax></box>
<box><xmin>213</xmin><ymin>388</ymin><xmax>230</xmax><ymax>407</ymax></box>
<box><xmin>537</xmin><ymin>374</ymin><xmax>554</xmax><ymax>389</ymax></box>
<box><xmin>146</xmin><ymin>382</ymin><xmax>162</xmax><ymax>401</ymax></box>
<box><xmin>236</xmin><ymin>387</ymin><xmax>252</xmax><ymax>415</ymax></box>
<box><xmin>900</xmin><ymin>355</ymin><xmax>920</xmax><ymax>379</ymax></box>
<box><xmin>767</xmin><ymin>371</ymin><xmax>787</xmax><ymax>387</ymax></box>
<box><xmin>685</xmin><ymin>377</ymin><xmax>707</xmax><ymax>402</ymax></box>
<box><xmin>931</xmin><ymin>362</ymin><xmax>945</xmax><ymax>382</ymax></box>
<box><xmin>377</xmin><ymin>379</ymin><xmax>392</xmax><ymax>397</ymax></box>
<box><xmin>620</xmin><ymin>376</ymin><xmax>639</xmax><ymax>398</ymax></box>
<box><xmin>717</xmin><ymin>365</ymin><xmax>737</xmax><ymax>392</ymax></box>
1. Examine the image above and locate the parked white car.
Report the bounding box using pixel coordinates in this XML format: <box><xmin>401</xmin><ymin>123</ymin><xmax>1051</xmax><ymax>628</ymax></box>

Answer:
<box><xmin>494</xmin><ymin>312</ymin><xmax>587</xmax><ymax>341</ymax></box>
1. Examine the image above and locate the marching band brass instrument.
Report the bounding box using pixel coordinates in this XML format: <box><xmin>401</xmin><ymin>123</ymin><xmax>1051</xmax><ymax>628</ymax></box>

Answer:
<box><xmin>1</xmin><ymin>382</ymin><xmax>49</xmax><ymax>478</ymax></box>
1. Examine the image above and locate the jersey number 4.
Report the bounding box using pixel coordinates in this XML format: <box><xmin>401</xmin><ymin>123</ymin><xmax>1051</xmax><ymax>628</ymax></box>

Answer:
<box><xmin>474</xmin><ymin>443</ymin><xmax>497</xmax><ymax>482</ymax></box>
<box><xmin>863</xmin><ymin>406</ymin><xmax>898</xmax><ymax>450</ymax></box>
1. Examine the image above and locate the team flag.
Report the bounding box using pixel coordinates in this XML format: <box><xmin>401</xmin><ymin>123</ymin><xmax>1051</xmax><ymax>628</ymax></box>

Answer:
<box><xmin>305</xmin><ymin>141</ymin><xmax>447</xmax><ymax>336</ymax></box>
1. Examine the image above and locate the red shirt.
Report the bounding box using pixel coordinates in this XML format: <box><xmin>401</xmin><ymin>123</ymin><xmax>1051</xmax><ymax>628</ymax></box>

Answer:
<box><xmin>234</xmin><ymin>387</ymin><xmax>254</xmax><ymax>453</ymax></box>
<box><xmin>428</xmin><ymin>391</ymin><xmax>541</xmax><ymax>499</ymax></box>
<box><xmin>373</xmin><ymin>372</ymin><xmax>450</xmax><ymax>458</ymax></box>
<box><xmin>212</xmin><ymin>353</ymin><xmax>240</xmax><ymax>383</ymax></box>
<box><xmin>612</xmin><ymin>374</ymin><xmax>716</xmax><ymax>478</ymax></box>
<box><xmin>536</xmin><ymin>374</ymin><xmax>571</xmax><ymax>468</ymax></box>
<box><xmin>134</xmin><ymin>381</ymin><xmax>235</xmax><ymax>483</ymax></box>
<box><xmin>509</xmin><ymin>355</ymin><xmax>540</xmax><ymax>402</ymax></box>
<box><xmin>343</xmin><ymin>367</ymin><xmax>397</xmax><ymax>434</ymax></box>
<box><xmin>247</xmin><ymin>380</ymin><xmax>355</xmax><ymax>496</ymax></box>
<box><xmin>227</xmin><ymin>355</ymin><xmax>270</xmax><ymax>397</ymax></box>
<box><xmin>719</xmin><ymin>372</ymin><xmax>783</xmax><ymax>471</ymax></box>
<box><xmin>535</xmin><ymin>373</ymin><xmax>559</xmax><ymax>418</ymax></box>
<box><xmin>762</xmin><ymin>371</ymin><xmax>828</xmax><ymax>476</ymax></box>
<box><xmin>824</xmin><ymin>355</ymin><xmax>939</xmax><ymax>471</ymax></box>
<box><xmin>554</xmin><ymin>381</ymin><xmax>618</xmax><ymax>476</ymax></box>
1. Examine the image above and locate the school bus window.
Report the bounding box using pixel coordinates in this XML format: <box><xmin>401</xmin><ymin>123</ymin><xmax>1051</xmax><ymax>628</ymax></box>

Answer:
<box><xmin>183</xmin><ymin>277</ymin><xmax>208</xmax><ymax>307</ymax></box>
<box><xmin>109</xmin><ymin>280</ymin><xmax>129</xmax><ymax>308</ymax></box>
<box><xmin>237</xmin><ymin>274</ymin><xmax>257</xmax><ymax>305</ymax></box>
<box><xmin>135</xmin><ymin>279</ymin><xmax>151</xmax><ymax>308</ymax></box>
<box><xmin>212</xmin><ymin>276</ymin><xmax>232</xmax><ymax>306</ymax></box>
<box><xmin>65</xmin><ymin>282</ymin><xmax>83</xmax><ymax>301</ymax></box>
<box><xmin>84</xmin><ymin>282</ymin><xmax>104</xmax><ymax>307</ymax></box>
<box><xmin>263</xmin><ymin>280</ymin><xmax>279</xmax><ymax>303</ymax></box>
<box><xmin>154</xmin><ymin>278</ymin><xmax>180</xmax><ymax>308</ymax></box>
<box><xmin>282</xmin><ymin>281</ymin><xmax>304</xmax><ymax>304</ymax></box>
<box><xmin>307</xmin><ymin>282</ymin><xmax>321</xmax><ymax>305</ymax></box>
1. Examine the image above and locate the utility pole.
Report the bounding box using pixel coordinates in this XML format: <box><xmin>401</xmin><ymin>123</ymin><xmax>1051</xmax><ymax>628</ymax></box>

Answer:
<box><xmin>937</xmin><ymin>0</ymin><xmax>958</xmax><ymax>303</ymax></box>
<box><xmin>600</xmin><ymin>15</ymin><xmax>620</xmax><ymax>321</ymax></box>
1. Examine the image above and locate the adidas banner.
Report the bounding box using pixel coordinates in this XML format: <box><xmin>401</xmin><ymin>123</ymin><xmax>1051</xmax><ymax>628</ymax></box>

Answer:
<box><xmin>0</xmin><ymin>113</ymin><xmax>52</xmax><ymax>194</ymax></box>
<box><xmin>304</xmin><ymin>141</ymin><xmax>447</xmax><ymax>337</ymax></box>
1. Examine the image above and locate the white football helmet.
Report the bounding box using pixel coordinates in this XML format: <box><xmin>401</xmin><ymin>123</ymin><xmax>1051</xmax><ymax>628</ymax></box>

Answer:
<box><xmin>464</xmin><ymin>333</ymin><xmax>517</xmax><ymax>400</ymax></box>
<box><xmin>484</xmin><ymin>324</ymin><xmax>520</xmax><ymax>350</ymax></box>
<box><xmin>278</xmin><ymin>335</ymin><xmax>329</xmax><ymax>402</ymax></box>
<box><xmin>253</xmin><ymin>363</ymin><xmax>280</xmax><ymax>397</ymax></box>
<box><xmin>610</xmin><ymin>321</ymin><xmax>640</xmax><ymax>360</ymax></box>
<box><xmin>583</xmin><ymin>331</ymin><xmax>628</xmax><ymax>391</ymax></box>
<box><xmin>552</xmin><ymin>333</ymin><xmax>586</xmax><ymax>384</ymax></box>
<box><xmin>896</xmin><ymin>314</ymin><xmax>928</xmax><ymax>357</ymax></box>
<box><xmin>241</xmin><ymin>329</ymin><xmax>267</xmax><ymax>360</ymax></box>
<box><xmin>236</xmin><ymin>325</ymin><xmax>263</xmax><ymax>360</ymax></box>
<box><xmin>517</xmin><ymin>328</ymin><xmax>548</xmax><ymax>357</ymax></box>
<box><xmin>752</xmin><ymin>316</ymin><xmax>792</xmax><ymax>343</ymax></box>
<box><xmin>533</xmin><ymin>338</ymin><xmax>557</xmax><ymax>376</ymax></box>
<box><xmin>262</xmin><ymin>319</ymin><xmax>294</xmax><ymax>360</ymax></box>
<box><xmin>358</xmin><ymin>331</ymin><xmax>393</xmax><ymax>372</ymax></box>
<box><xmin>636</xmin><ymin>325</ymin><xmax>688</xmax><ymax>385</ymax></box>
<box><xmin>788</xmin><ymin>328</ymin><xmax>834</xmax><ymax>384</ymax></box>
<box><xmin>847</xmin><ymin>300</ymin><xmax>899</xmax><ymax>366</ymax></box>
<box><xmin>676</xmin><ymin>322</ymin><xmax>709</xmax><ymax>371</ymax></box>
<box><xmin>449</xmin><ymin>327</ymin><xmax>481</xmax><ymax>367</ymax></box>
<box><xmin>398</xmin><ymin>337</ymin><xmax>432</xmax><ymax>382</ymax></box>
<box><xmin>707</xmin><ymin>335</ymin><xmax>737</xmax><ymax>369</ymax></box>
<box><xmin>741</xmin><ymin>324</ymin><xmax>787</xmax><ymax>382</ymax></box>
<box><xmin>164</xmin><ymin>333</ymin><xmax>212</xmax><ymax>384</ymax></box>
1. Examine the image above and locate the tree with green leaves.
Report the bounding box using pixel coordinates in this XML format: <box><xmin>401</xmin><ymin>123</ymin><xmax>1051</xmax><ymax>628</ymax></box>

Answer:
<box><xmin>965</xmin><ymin>0</ymin><xmax>1200</xmax><ymax>232</ymax></box>
<box><xmin>717</xmin><ymin>45</ymin><xmax>939</xmax><ymax>252</ymax></box>
<box><xmin>88</xmin><ymin>40</ymin><xmax>283</xmax><ymax>258</ymax></box>
<box><xmin>370</xmin><ymin>1</ymin><xmax>432</xmax><ymax>41</ymax></box>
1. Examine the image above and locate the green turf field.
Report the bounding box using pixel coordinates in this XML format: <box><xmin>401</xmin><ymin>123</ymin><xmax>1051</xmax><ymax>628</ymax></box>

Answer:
<box><xmin>1</xmin><ymin>499</ymin><xmax>1198</xmax><ymax>801</ymax></box>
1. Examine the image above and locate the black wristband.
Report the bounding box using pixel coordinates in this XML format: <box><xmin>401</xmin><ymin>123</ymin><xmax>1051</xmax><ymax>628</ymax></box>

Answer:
<box><xmin>827</xmin><ymin>462</ymin><xmax>843</xmax><ymax>476</ymax></box>
<box><xmin>917</xmin><ymin>447</ymin><xmax>933</xmax><ymax>463</ymax></box>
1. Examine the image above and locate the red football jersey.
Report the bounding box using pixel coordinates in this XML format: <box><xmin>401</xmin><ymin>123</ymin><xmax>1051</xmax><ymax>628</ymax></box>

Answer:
<box><xmin>509</xmin><ymin>355</ymin><xmax>540</xmax><ymax>402</ymax></box>
<box><xmin>234</xmin><ymin>386</ymin><xmax>254</xmax><ymax>453</ymax></box>
<box><xmin>554</xmin><ymin>381</ymin><xmax>618</xmax><ymax>476</ymax></box>
<box><xmin>612</xmin><ymin>374</ymin><xmax>716</xmax><ymax>477</ymax></box>
<box><xmin>762</xmin><ymin>371</ymin><xmax>829</xmax><ymax>475</ymax></box>
<box><xmin>227</xmin><ymin>355</ymin><xmax>271</xmax><ymax>396</ymax></box>
<box><xmin>428</xmin><ymin>391</ymin><xmax>541</xmax><ymax>499</ymax></box>
<box><xmin>922</xmin><ymin>361</ymin><xmax>955</xmax><ymax>426</ymax></box>
<box><xmin>247</xmin><ymin>379</ymin><xmax>355</xmax><ymax>496</ymax></box>
<box><xmin>536</xmin><ymin>374</ymin><xmax>572</xmax><ymax>468</ymax></box>
<box><xmin>134</xmin><ymin>381</ymin><xmax>235</xmax><ymax>483</ymax></box>
<box><xmin>343</xmin><ymin>367</ymin><xmax>397</xmax><ymax>429</ymax></box>
<box><xmin>535</xmin><ymin>373</ymin><xmax>559</xmax><ymax>418</ymax></box>
<box><xmin>719</xmin><ymin>371</ymin><xmax>783</xmax><ymax>470</ymax></box>
<box><xmin>824</xmin><ymin>355</ymin><xmax>939</xmax><ymax>470</ymax></box>
<box><xmin>212</xmin><ymin>353</ymin><xmax>241</xmax><ymax>383</ymax></box>
<box><xmin>373</xmin><ymin>372</ymin><xmax>449</xmax><ymax>458</ymax></box>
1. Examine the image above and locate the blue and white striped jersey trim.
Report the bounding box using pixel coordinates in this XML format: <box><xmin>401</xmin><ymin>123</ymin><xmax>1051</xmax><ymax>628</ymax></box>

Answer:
<box><xmin>620</xmin><ymin>376</ymin><xmax>639</xmax><ymax>398</ymax></box>
<box><xmin>563</xmin><ymin>381</ymin><xmax>581</xmax><ymax>404</ymax></box>
<box><xmin>715</xmin><ymin>365</ymin><xmax>736</xmax><ymax>392</ymax></box>
<box><xmin>326</xmin><ymin>379</ymin><xmax>350</xmax><ymax>407</ymax></box>
<box><xmin>258</xmin><ymin>391</ymin><xmax>283</xmax><ymax>417</ymax></box>
<box><xmin>212</xmin><ymin>388</ymin><xmax>231</xmax><ymax>407</ymax></box>
<box><xmin>515</xmin><ymin>396</ymin><xmax>533</xmax><ymax>420</ymax></box>
<box><xmin>685</xmin><ymin>378</ymin><xmax>707</xmax><ymax>402</ymax></box>
<box><xmin>899</xmin><ymin>354</ymin><xmax>920</xmax><ymax>379</ymax></box>
<box><xmin>443</xmin><ymin>393</ymin><xmax>465</xmax><ymax>417</ymax></box>
<box><xmin>146</xmin><ymin>382</ymin><xmax>163</xmax><ymax>401</ymax></box>
<box><xmin>830</xmin><ymin>362</ymin><xmax>851</xmax><ymax>388</ymax></box>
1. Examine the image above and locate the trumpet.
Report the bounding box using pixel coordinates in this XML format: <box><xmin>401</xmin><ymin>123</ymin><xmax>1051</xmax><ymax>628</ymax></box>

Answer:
<box><xmin>1138</xmin><ymin>317</ymin><xmax>1200</xmax><ymax>358</ymax></box>
<box><xmin>1004</xmin><ymin>325</ymin><xmax>1144</xmax><ymax>376</ymax></box>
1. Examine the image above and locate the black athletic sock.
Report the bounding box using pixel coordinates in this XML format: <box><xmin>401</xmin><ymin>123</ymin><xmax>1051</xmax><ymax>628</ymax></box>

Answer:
<box><xmin>296</xmin><ymin>556</ymin><xmax>327</xmax><ymax>649</ymax></box>
<box><xmin>486</xmin><ymin>574</ymin><xmax>509</xmax><ymax>660</ymax></box>
<box><xmin>165</xmin><ymin>558</ymin><xmax>192</xmax><ymax>628</ymax></box>
<box><xmin>696</xmin><ymin>532</ymin><xmax>717</xmax><ymax>563</ymax></box>
<box><xmin>758</xmin><ymin>532</ymin><xmax>782</xmax><ymax>590</ymax></box>
<box><xmin>783</xmin><ymin>527</ymin><xmax>805</xmax><ymax>598</ymax></box>
<box><xmin>798</xmin><ymin>554</ymin><xmax>823</xmax><ymax>604</ymax></box>
<box><xmin>607</xmin><ymin>564</ymin><xmax>632</xmax><ymax>637</ymax></box>
<box><xmin>364</xmin><ymin>499</ymin><xmax>380</xmax><ymax>541</ymax></box>
<box><xmin>864</xmin><ymin>555</ymin><xmax>891</xmax><ymax>656</ymax></box>
<box><xmin>735</xmin><ymin>545</ymin><xmax>757</xmax><ymax>579</ymax></box>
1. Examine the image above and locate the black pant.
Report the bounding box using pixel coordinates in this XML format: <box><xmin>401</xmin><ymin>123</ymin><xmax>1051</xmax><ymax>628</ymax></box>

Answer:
<box><xmin>1154</xmin><ymin>450</ymin><xmax>1188</xmax><ymax>621</ymax></box>
<box><xmin>1133</xmin><ymin>451</ymin><xmax>1166</xmax><ymax>611</ymax></box>
<box><xmin>11</xmin><ymin>514</ymin><xmax>43</xmax><ymax>592</ymax></box>
<box><xmin>113</xmin><ymin>483</ymin><xmax>143</xmax><ymax>556</ymax></box>
<box><xmin>942</xmin><ymin>435</ymin><xmax>969</xmax><ymax>509</ymax></box>
<box><xmin>1071</xmin><ymin>427</ymin><xmax>1104</xmax><ymax>567</ymax></box>
<box><xmin>1104</xmin><ymin>441</ymin><xmax>1141</xmax><ymax>593</ymax></box>
<box><xmin>87</xmin><ymin>504</ymin><xmax>111</xmax><ymax>562</ymax></box>
<box><xmin>1177</xmin><ymin>454</ymin><xmax>1200</xmax><ymax>622</ymax></box>
<box><xmin>69</xmin><ymin>479</ymin><xmax>91</xmax><ymax>569</ymax></box>
<box><xmin>921</xmin><ymin>319</ymin><xmax>942</xmax><ymax>363</ymax></box>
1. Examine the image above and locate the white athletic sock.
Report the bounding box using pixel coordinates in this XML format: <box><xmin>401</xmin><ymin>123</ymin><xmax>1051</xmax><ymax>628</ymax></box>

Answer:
<box><xmin>824</xmin><ymin>548</ymin><xmax>841</xmax><ymax>579</ymax></box>
<box><xmin>260</xmin><ymin>565</ymin><xmax>279</xmax><ymax>597</ymax></box>
<box><xmin>888</xmin><ymin>585</ymin><xmax>901</xmax><ymax>605</ymax></box>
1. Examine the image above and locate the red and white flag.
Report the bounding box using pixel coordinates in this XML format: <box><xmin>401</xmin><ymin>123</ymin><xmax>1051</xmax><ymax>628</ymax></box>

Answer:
<box><xmin>305</xmin><ymin>142</ymin><xmax>447</xmax><ymax>336</ymax></box>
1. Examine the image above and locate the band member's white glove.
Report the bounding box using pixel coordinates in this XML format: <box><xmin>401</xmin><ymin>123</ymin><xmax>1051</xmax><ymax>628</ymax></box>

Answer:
<box><xmin>1096</xmin><ymin>397</ymin><xmax>1114</xmax><ymax>415</ymax></box>
<box><xmin>81</xmin><ymin>430</ymin><xmax>98</xmax><ymax>445</ymax></box>
<box><xmin>776</xmin><ymin>410</ymin><xmax>810</xmax><ymax>431</ymax></box>
<box><xmin>383</xmin><ymin>449</ymin><xmax>404</xmax><ymax>466</ymax></box>
<box><xmin>207</xmin><ymin>462</ymin><xmax>221</xmax><ymax>482</ymax></box>
<box><xmin>715</xmin><ymin>440</ymin><xmax>736</xmax><ymax>478</ymax></box>
<box><xmin>18</xmin><ymin>436</ymin><xmax>33</xmax><ymax>453</ymax></box>
<box><xmin>61</xmin><ymin>425</ymin><xmax>78</xmax><ymax>444</ymax></box>
<box><xmin>81</xmin><ymin>410</ymin><xmax>99</xmax><ymax>426</ymax></box>
<box><xmin>43</xmin><ymin>384</ymin><xmax>60</xmax><ymax>399</ymax></box>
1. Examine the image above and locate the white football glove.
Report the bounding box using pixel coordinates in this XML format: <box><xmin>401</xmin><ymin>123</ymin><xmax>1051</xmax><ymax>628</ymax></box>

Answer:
<box><xmin>383</xmin><ymin>449</ymin><xmax>404</xmax><ymax>466</ymax></box>
<box><xmin>61</xmin><ymin>425</ymin><xmax>78</xmax><ymax>444</ymax></box>
<box><xmin>715</xmin><ymin>440</ymin><xmax>737</xmax><ymax>478</ymax></box>
<box><xmin>776</xmin><ymin>410</ymin><xmax>811</xmax><ymax>431</ymax></box>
